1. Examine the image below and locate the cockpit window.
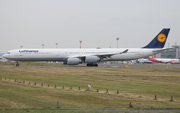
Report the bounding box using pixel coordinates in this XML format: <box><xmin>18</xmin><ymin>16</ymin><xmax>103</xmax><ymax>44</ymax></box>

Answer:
<box><xmin>6</xmin><ymin>52</ymin><xmax>10</xmax><ymax>54</ymax></box>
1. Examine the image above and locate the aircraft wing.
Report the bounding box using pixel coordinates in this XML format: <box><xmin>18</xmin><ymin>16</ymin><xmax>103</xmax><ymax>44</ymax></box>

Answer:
<box><xmin>153</xmin><ymin>48</ymin><xmax>173</xmax><ymax>54</ymax></box>
<box><xmin>96</xmin><ymin>49</ymin><xmax>128</xmax><ymax>58</ymax></box>
<box><xmin>69</xmin><ymin>49</ymin><xmax>128</xmax><ymax>59</ymax></box>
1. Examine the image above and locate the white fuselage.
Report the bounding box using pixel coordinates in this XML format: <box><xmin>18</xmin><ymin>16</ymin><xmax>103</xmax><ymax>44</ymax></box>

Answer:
<box><xmin>155</xmin><ymin>58</ymin><xmax>179</xmax><ymax>63</ymax></box>
<box><xmin>3</xmin><ymin>48</ymin><xmax>155</xmax><ymax>62</ymax></box>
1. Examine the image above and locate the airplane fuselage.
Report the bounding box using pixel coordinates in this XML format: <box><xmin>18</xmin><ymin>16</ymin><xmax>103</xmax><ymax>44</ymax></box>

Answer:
<box><xmin>2</xmin><ymin>28</ymin><xmax>171</xmax><ymax>67</ymax></box>
<box><xmin>149</xmin><ymin>57</ymin><xmax>180</xmax><ymax>64</ymax></box>
<box><xmin>3</xmin><ymin>48</ymin><xmax>154</xmax><ymax>62</ymax></box>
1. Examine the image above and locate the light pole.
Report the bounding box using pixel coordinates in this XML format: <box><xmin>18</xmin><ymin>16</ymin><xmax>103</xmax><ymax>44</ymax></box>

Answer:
<box><xmin>56</xmin><ymin>43</ymin><xmax>58</xmax><ymax>48</ymax></box>
<box><xmin>42</xmin><ymin>44</ymin><xmax>44</xmax><ymax>48</ymax></box>
<box><xmin>79</xmin><ymin>40</ymin><xmax>82</xmax><ymax>49</ymax></box>
<box><xmin>116</xmin><ymin>38</ymin><xmax>119</xmax><ymax>49</ymax></box>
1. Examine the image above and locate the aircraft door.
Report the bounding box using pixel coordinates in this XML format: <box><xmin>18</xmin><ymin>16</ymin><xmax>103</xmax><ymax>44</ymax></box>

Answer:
<box><xmin>108</xmin><ymin>49</ymin><xmax>112</xmax><ymax>54</ymax></box>
<box><xmin>56</xmin><ymin>51</ymin><xmax>60</xmax><ymax>56</ymax></box>
<box><xmin>19</xmin><ymin>51</ymin><xmax>23</xmax><ymax>57</ymax></box>
<box><xmin>140</xmin><ymin>50</ymin><xmax>144</xmax><ymax>55</ymax></box>
<box><xmin>80</xmin><ymin>50</ymin><xmax>83</xmax><ymax>56</ymax></box>
<box><xmin>56</xmin><ymin>51</ymin><xmax>66</xmax><ymax>58</ymax></box>
<box><xmin>14</xmin><ymin>52</ymin><xmax>18</xmax><ymax>57</ymax></box>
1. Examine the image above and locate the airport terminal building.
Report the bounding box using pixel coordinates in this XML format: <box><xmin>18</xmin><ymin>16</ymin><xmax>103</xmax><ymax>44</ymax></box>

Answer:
<box><xmin>154</xmin><ymin>45</ymin><xmax>180</xmax><ymax>59</ymax></box>
<box><xmin>0</xmin><ymin>53</ymin><xmax>4</xmax><ymax>61</ymax></box>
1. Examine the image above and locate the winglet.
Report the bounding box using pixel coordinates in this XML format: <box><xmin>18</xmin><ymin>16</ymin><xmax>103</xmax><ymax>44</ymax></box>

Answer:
<box><xmin>119</xmin><ymin>49</ymin><xmax>128</xmax><ymax>54</ymax></box>
<box><xmin>143</xmin><ymin>28</ymin><xmax>170</xmax><ymax>48</ymax></box>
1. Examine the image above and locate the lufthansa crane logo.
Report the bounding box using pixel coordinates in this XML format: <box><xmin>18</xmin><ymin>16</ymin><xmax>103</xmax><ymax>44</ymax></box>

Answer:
<box><xmin>157</xmin><ymin>34</ymin><xmax>166</xmax><ymax>43</ymax></box>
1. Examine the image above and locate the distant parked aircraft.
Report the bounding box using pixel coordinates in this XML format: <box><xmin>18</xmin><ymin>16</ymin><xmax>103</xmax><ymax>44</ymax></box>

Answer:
<box><xmin>138</xmin><ymin>58</ymin><xmax>153</xmax><ymax>64</ymax></box>
<box><xmin>3</xmin><ymin>28</ymin><xmax>171</xmax><ymax>67</ymax></box>
<box><xmin>148</xmin><ymin>56</ymin><xmax>180</xmax><ymax>64</ymax></box>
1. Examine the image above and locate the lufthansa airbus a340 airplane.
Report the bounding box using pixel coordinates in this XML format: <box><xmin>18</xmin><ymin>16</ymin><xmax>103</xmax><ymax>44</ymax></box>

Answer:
<box><xmin>3</xmin><ymin>28</ymin><xmax>171</xmax><ymax>67</ymax></box>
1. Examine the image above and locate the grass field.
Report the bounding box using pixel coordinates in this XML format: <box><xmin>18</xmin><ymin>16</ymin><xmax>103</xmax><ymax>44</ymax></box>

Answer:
<box><xmin>0</xmin><ymin>62</ymin><xmax>180</xmax><ymax>112</ymax></box>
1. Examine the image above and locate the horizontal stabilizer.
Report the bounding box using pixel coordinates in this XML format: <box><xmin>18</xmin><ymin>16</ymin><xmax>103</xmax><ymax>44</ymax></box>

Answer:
<box><xmin>153</xmin><ymin>48</ymin><xmax>173</xmax><ymax>54</ymax></box>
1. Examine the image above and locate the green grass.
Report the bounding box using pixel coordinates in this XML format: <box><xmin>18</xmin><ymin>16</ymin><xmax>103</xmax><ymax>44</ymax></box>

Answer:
<box><xmin>0</xmin><ymin>62</ymin><xmax>180</xmax><ymax>112</ymax></box>
<box><xmin>0</xmin><ymin>61</ymin><xmax>63</xmax><ymax>66</ymax></box>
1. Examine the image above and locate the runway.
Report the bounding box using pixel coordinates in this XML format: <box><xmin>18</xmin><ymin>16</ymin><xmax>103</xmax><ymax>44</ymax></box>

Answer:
<box><xmin>1</xmin><ymin>63</ymin><xmax>180</xmax><ymax>68</ymax></box>
<box><xmin>97</xmin><ymin>63</ymin><xmax>180</xmax><ymax>68</ymax></box>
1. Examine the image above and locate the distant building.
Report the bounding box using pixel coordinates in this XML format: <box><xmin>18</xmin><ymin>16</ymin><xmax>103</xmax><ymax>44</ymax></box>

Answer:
<box><xmin>154</xmin><ymin>45</ymin><xmax>180</xmax><ymax>59</ymax></box>
<box><xmin>0</xmin><ymin>53</ymin><xmax>4</xmax><ymax>56</ymax></box>
<box><xmin>0</xmin><ymin>53</ymin><xmax>13</xmax><ymax>62</ymax></box>
<box><xmin>0</xmin><ymin>53</ymin><xmax>4</xmax><ymax>61</ymax></box>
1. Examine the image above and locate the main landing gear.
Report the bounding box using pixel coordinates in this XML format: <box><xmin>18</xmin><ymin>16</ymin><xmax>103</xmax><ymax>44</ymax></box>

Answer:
<box><xmin>16</xmin><ymin>62</ymin><xmax>19</xmax><ymax>67</ymax></box>
<box><xmin>86</xmin><ymin>63</ymin><xmax>98</xmax><ymax>67</ymax></box>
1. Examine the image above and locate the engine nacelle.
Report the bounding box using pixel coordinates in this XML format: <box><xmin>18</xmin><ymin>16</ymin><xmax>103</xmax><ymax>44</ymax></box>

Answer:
<box><xmin>85</xmin><ymin>56</ymin><xmax>100</xmax><ymax>63</ymax></box>
<box><xmin>67</xmin><ymin>58</ymin><xmax>81</xmax><ymax>65</ymax></box>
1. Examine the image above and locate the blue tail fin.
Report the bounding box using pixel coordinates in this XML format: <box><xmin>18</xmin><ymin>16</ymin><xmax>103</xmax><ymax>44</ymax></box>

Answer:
<box><xmin>143</xmin><ymin>28</ymin><xmax>170</xmax><ymax>48</ymax></box>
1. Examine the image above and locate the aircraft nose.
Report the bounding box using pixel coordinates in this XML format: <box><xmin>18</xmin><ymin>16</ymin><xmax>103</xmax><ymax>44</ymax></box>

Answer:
<box><xmin>2</xmin><ymin>54</ymin><xmax>7</xmax><ymax>58</ymax></box>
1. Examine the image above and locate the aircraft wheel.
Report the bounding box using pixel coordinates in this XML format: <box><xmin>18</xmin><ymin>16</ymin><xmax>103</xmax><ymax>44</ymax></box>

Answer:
<box><xmin>87</xmin><ymin>63</ymin><xmax>98</xmax><ymax>67</ymax></box>
<box><xmin>16</xmin><ymin>64</ymin><xmax>19</xmax><ymax>67</ymax></box>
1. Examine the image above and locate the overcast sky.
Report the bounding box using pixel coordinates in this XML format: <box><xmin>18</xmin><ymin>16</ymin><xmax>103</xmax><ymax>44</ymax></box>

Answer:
<box><xmin>0</xmin><ymin>0</ymin><xmax>180</xmax><ymax>53</ymax></box>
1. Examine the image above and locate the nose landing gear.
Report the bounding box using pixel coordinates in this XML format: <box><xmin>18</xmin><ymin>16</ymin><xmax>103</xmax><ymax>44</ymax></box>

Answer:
<box><xmin>16</xmin><ymin>62</ymin><xmax>19</xmax><ymax>67</ymax></box>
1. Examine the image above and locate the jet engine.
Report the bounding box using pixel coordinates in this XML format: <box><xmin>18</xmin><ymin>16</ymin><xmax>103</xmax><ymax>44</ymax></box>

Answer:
<box><xmin>85</xmin><ymin>56</ymin><xmax>100</xmax><ymax>63</ymax></box>
<box><xmin>67</xmin><ymin>58</ymin><xmax>81</xmax><ymax>65</ymax></box>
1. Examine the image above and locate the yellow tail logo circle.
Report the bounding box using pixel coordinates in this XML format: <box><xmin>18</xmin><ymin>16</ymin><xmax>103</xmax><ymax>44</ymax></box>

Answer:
<box><xmin>157</xmin><ymin>34</ymin><xmax>166</xmax><ymax>43</ymax></box>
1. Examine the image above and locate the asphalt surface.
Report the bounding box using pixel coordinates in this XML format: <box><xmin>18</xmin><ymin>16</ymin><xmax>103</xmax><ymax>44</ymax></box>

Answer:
<box><xmin>1</xmin><ymin>63</ymin><xmax>180</xmax><ymax>68</ymax></box>
<box><xmin>97</xmin><ymin>63</ymin><xmax>180</xmax><ymax>68</ymax></box>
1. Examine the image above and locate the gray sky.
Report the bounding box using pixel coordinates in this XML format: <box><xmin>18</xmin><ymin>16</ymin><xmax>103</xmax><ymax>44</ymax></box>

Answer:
<box><xmin>0</xmin><ymin>0</ymin><xmax>180</xmax><ymax>53</ymax></box>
